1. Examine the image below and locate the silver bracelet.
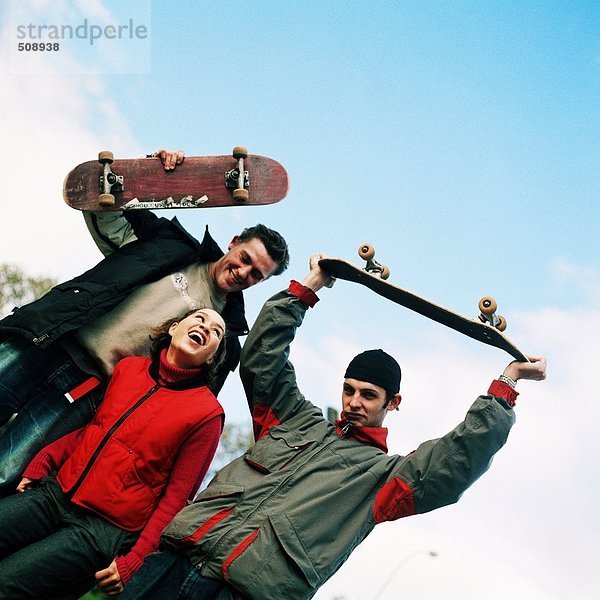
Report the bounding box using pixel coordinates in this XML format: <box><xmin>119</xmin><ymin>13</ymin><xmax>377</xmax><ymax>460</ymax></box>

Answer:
<box><xmin>498</xmin><ymin>374</ymin><xmax>517</xmax><ymax>389</ymax></box>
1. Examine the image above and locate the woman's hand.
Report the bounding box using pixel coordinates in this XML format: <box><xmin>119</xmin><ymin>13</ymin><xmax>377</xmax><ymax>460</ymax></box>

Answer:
<box><xmin>95</xmin><ymin>559</ymin><xmax>124</xmax><ymax>596</ymax></box>
<box><xmin>16</xmin><ymin>477</ymin><xmax>35</xmax><ymax>493</ymax></box>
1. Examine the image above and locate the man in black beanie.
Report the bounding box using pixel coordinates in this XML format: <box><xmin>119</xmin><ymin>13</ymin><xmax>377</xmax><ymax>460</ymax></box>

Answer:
<box><xmin>340</xmin><ymin>348</ymin><xmax>402</xmax><ymax>428</ymax></box>
<box><xmin>121</xmin><ymin>253</ymin><xmax>547</xmax><ymax>600</ymax></box>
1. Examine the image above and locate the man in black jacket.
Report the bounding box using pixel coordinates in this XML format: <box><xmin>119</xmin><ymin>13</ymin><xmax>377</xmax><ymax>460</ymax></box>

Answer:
<box><xmin>0</xmin><ymin>149</ymin><xmax>289</xmax><ymax>496</ymax></box>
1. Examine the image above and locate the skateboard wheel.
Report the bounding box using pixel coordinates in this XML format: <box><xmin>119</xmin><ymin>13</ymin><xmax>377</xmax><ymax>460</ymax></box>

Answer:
<box><xmin>99</xmin><ymin>193</ymin><xmax>115</xmax><ymax>207</ymax></box>
<box><xmin>98</xmin><ymin>151</ymin><xmax>114</xmax><ymax>164</ymax></box>
<box><xmin>478</xmin><ymin>296</ymin><xmax>497</xmax><ymax>315</ymax></box>
<box><xmin>232</xmin><ymin>188</ymin><xmax>249</xmax><ymax>202</ymax></box>
<box><xmin>380</xmin><ymin>264</ymin><xmax>390</xmax><ymax>280</ymax></box>
<box><xmin>358</xmin><ymin>243</ymin><xmax>375</xmax><ymax>261</ymax></box>
<box><xmin>232</xmin><ymin>146</ymin><xmax>248</xmax><ymax>160</ymax></box>
<box><xmin>496</xmin><ymin>315</ymin><xmax>507</xmax><ymax>332</ymax></box>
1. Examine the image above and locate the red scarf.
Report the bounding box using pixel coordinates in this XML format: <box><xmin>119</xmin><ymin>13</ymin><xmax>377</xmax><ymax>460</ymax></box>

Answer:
<box><xmin>335</xmin><ymin>414</ymin><xmax>389</xmax><ymax>453</ymax></box>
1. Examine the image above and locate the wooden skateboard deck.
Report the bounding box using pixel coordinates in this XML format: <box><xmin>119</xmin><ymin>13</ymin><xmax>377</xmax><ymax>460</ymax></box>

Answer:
<box><xmin>63</xmin><ymin>149</ymin><xmax>288</xmax><ymax>211</ymax></box>
<box><xmin>319</xmin><ymin>257</ymin><xmax>528</xmax><ymax>362</ymax></box>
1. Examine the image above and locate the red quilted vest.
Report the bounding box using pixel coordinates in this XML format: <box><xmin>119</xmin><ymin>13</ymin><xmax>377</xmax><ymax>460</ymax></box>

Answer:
<box><xmin>57</xmin><ymin>357</ymin><xmax>223</xmax><ymax>530</ymax></box>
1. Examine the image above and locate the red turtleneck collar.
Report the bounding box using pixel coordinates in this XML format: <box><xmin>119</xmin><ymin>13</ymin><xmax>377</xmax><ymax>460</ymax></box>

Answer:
<box><xmin>158</xmin><ymin>348</ymin><xmax>203</xmax><ymax>385</ymax></box>
<box><xmin>335</xmin><ymin>414</ymin><xmax>389</xmax><ymax>453</ymax></box>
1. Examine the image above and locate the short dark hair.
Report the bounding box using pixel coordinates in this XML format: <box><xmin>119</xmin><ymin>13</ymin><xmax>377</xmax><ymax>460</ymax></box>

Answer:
<box><xmin>383</xmin><ymin>390</ymin><xmax>397</xmax><ymax>408</ymax></box>
<box><xmin>237</xmin><ymin>224</ymin><xmax>289</xmax><ymax>276</ymax></box>
<box><xmin>149</xmin><ymin>308</ymin><xmax>227</xmax><ymax>388</ymax></box>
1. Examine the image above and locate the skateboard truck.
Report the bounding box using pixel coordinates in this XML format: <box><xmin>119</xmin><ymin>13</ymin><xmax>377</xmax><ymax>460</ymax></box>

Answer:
<box><xmin>225</xmin><ymin>146</ymin><xmax>250</xmax><ymax>202</ymax></box>
<box><xmin>358</xmin><ymin>243</ymin><xmax>390</xmax><ymax>280</ymax></box>
<box><xmin>98</xmin><ymin>151</ymin><xmax>123</xmax><ymax>208</ymax></box>
<box><xmin>64</xmin><ymin>148</ymin><xmax>288</xmax><ymax>212</ymax></box>
<box><xmin>318</xmin><ymin>256</ymin><xmax>528</xmax><ymax>362</ymax></box>
<box><xmin>477</xmin><ymin>297</ymin><xmax>507</xmax><ymax>331</ymax></box>
<box><xmin>355</xmin><ymin>246</ymin><xmax>508</xmax><ymax>332</ymax></box>
<box><xmin>98</xmin><ymin>146</ymin><xmax>251</xmax><ymax>208</ymax></box>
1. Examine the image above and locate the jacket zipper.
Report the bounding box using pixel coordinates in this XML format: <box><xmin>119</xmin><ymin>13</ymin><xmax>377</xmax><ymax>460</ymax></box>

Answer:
<box><xmin>67</xmin><ymin>383</ymin><xmax>161</xmax><ymax>499</ymax></box>
<box><xmin>340</xmin><ymin>422</ymin><xmax>353</xmax><ymax>436</ymax></box>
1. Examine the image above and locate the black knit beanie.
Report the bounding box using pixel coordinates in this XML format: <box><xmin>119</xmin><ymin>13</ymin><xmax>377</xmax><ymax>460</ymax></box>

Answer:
<box><xmin>344</xmin><ymin>349</ymin><xmax>401</xmax><ymax>394</ymax></box>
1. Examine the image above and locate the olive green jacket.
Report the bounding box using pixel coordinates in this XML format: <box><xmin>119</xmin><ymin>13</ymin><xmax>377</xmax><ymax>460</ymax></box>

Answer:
<box><xmin>161</xmin><ymin>289</ymin><xmax>515</xmax><ymax>599</ymax></box>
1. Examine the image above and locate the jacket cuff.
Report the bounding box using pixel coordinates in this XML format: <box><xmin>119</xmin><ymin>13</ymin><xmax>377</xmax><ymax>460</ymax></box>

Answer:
<box><xmin>22</xmin><ymin>454</ymin><xmax>52</xmax><ymax>481</ymax></box>
<box><xmin>289</xmin><ymin>280</ymin><xmax>319</xmax><ymax>307</ymax></box>
<box><xmin>488</xmin><ymin>379</ymin><xmax>519</xmax><ymax>407</ymax></box>
<box><xmin>116</xmin><ymin>552</ymin><xmax>143</xmax><ymax>585</ymax></box>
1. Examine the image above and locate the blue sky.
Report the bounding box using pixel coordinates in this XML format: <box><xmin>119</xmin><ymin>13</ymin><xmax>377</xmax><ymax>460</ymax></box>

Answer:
<box><xmin>1</xmin><ymin>1</ymin><xmax>599</xmax><ymax>599</ymax></box>
<box><xmin>133</xmin><ymin>1</ymin><xmax>598</xmax><ymax>310</ymax></box>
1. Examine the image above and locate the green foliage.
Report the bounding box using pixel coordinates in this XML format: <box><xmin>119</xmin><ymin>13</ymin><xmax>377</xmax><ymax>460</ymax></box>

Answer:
<box><xmin>0</xmin><ymin>263</ymin><xmax>56</xmax><ymax>317</ymax></box>
<box><xmin>219</xmin><ymin>421</ymin><xmax>254</xmax><ymax>454</ymax></box>
<box><xmin>203</xmin><ymin>421</ymin><xmax>254</xmax><ymax>482</ymax></box>
<box><xmin>79</xmin><ymin>588</ymin><xmax>107</xmax><ymax>599</ymax></box>
<box><xmin>0</xmin><ymin>263</ymin><xmax>57</xmax><ymax>433</ymax></box>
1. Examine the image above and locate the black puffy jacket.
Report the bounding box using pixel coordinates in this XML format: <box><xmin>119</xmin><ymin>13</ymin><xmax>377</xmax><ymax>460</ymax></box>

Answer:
<box><xmin>0</xmin><ymin>211</ymin><xmax>248</xmax><ymax>393</ymax></box>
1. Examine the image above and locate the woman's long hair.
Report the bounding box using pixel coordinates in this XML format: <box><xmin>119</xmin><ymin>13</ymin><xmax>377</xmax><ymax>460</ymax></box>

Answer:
<box><xmin>149</xmin><ymin>308</ymin><xmax>227</xmax><ymax>389</ymax></box>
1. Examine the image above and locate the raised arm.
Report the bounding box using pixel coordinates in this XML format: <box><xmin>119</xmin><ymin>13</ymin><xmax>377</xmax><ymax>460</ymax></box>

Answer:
<box><xmin>240</xmin><ymin>254</ymin><xmax>334</xmax><ymax>439</ymax></box>
<box><xmin>300</xmin><ymin>252</ymin><xmax>334</xmax><ymax>293</ymax></box>
<box><xmin>373</xmin><ymin>357</ymin><xmax>547</xmax><ymax>522</ymax></box>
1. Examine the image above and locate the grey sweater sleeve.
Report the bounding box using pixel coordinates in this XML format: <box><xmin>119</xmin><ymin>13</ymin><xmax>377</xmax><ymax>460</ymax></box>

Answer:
<box><xmin>83</xmin><ymin>211</ymin><xmax>138</xmax><ymax>256</ymax></box>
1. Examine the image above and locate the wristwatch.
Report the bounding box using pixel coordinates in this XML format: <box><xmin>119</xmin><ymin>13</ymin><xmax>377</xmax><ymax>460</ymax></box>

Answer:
<box><xmin>498</xmin><ymin>374</ymin><xmax>517</xmax><ymax>389</ymax></box>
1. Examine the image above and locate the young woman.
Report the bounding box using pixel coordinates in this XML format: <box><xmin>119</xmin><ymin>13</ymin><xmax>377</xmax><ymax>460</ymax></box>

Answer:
<box><xmin>0</xmin><ymin>308</ymin><xmax>227</xmax><ymax>599</ymax></box>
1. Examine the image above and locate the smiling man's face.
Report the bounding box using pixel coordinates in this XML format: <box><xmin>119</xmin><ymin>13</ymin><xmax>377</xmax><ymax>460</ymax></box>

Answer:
<box><xmin>209</xmin><ymin>236</ymin><xmax>279</xmax><ymax>296</ymax></box>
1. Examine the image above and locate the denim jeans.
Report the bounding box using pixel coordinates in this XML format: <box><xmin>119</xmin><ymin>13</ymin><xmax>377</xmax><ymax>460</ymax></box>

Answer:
<box><xmin>0</xmin><ymin>336</ymin><xmax>69</xmax><ymax>424</ymax></box>
<box><xmin>0</xmin><ymin>476</ymin><xmax>134</xmax><ymax>599</ymax></box>
<box><xmin>122</xmin><ymin>551</ymin><xmax>245</xmax><ymax>600</ymax></box>
<box><xmin>0</xmin><ymin>337</ymin><xmax>101</xmax><ymax>496</ymax></box>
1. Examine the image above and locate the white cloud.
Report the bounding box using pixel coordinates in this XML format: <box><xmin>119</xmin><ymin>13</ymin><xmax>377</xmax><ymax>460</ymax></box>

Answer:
<box><xmin>298</xmin><ymin>302</ymin><xmax>600</xmax><ymax>600</ymax></box>
<box><xmin>1</xmin><ymin>1</ymin><xmax>141</xmax><ymax>282</ymax></box>
<box><xmin>550</xmin><ymin>257</ymin><xmax>600</xmax><ymax>301</ymax></box>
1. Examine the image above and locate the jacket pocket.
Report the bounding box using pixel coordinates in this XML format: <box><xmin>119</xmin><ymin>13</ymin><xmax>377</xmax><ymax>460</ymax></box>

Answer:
<box><xmin>54</xmin><ymin>282</ymin><xmax>108</xmax><ymax>310</ymax></box>
<box><xmin>166</xmin><ymin>483</ymin><xmax>245</xmax><ymax>545</ymax></box>
<box><xmin>244</xmin><ymin>426</ymin><xmax>315</xmax><ymax>473</ymax></box>
<box><xmin>194</xmin><ymin>483</ymin><xmax>245</xmax><ymax>502</ymax></box>
<box><xmin>225</xmin><ymin>513</ymin><xmax>320</xmax><ymax>598</ymax></box>
<box><xmin>71</xmin><ymin>438</ymin><xmax>157</xmax><ymax>530</ymax></box>
<box><xmin>132</xmin><ymin>452</ymin><xmax>161</xmax><ymax>498</ymax></box>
